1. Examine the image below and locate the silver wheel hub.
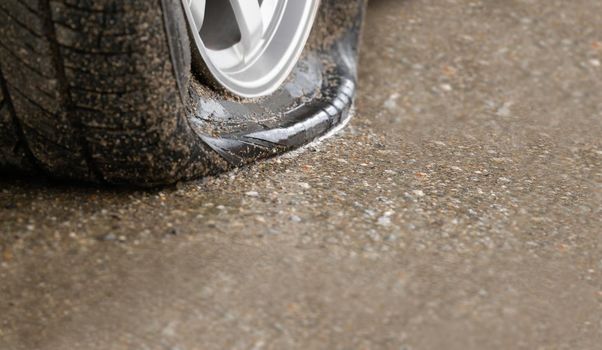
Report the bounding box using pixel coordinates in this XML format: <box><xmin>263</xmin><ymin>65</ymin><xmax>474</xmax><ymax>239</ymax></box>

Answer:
<box><xmin>183</xmin><ymin>0</ymin><xmax>321</xmax><ymax>98</ymax></box>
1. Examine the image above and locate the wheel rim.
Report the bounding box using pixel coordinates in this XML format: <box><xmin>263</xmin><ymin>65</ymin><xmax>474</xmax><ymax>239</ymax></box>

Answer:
<box><xmin>183</xmin><ymin>0</ymin><xmax>320</xmax><ymax>98</ymax></box>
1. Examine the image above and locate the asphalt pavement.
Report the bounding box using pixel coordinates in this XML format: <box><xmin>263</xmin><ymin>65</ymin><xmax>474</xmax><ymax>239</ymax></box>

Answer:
<box><xmin>1</xmin><ymin>0</ymin><xmax>602</xmax><ymax>349</ymax></box>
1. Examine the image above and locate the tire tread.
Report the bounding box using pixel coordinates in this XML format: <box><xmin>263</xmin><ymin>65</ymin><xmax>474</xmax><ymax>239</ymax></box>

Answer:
<box><xmin>0</xmin><ymin>0</ymin><xmax>218</xmax><ymax>185</ymax></box>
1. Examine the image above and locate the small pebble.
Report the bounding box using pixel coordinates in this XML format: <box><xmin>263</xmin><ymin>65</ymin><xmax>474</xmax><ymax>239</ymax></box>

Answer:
<box><xmin>384</xmin><ymin>93</ymin><xmax>400</xmax><ymax>110</ymax></box>
<box><xmin>377</xmin><ymin>216</ymin><xmax>391</xmax><ymax>226</ymax></box>
<box><xmin>413</xmin><ymin>189</ymin><xmax>425</xmax><ymax>197</ymax></box>
<box><xmin>100</xmin><ymin>233</ymin><xmax>117</xmax><ymax>242</ymax></box>
<box><xmin>298</xmin><ymin>182</ymin><xmax>311</xmax><ymax>190</ymax></box>
<box><xmin>440</xmin><ymin>83</ymin><xmax>453</xmax><ymax>91</ymax></box>
<box><xmin>498</xmin><ymin>177</ymin><xmax>512</xmax><ymax>183</ymax></box>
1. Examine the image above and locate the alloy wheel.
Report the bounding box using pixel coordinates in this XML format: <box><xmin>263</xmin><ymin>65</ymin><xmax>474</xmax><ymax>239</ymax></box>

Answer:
<box><xmin>183</xmin><ymin>0</ymin><xmax>321</xmax><ymax>98</ymax></box>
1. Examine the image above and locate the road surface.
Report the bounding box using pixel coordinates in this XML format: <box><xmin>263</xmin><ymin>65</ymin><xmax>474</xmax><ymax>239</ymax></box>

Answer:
<box><xmin>1</xmin><ymin>0</ymin><xmax>601</xmax><ymax>349</ymax></box>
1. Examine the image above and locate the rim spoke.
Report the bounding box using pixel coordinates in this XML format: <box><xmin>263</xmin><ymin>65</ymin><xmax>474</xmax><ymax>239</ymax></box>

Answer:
<box><xmin>229</xmin><ymin>0</ymin><xmax>264</xmax><ymax>57</ymax></box>
<box><xmin>189</xmin><ymin>0</ymin><xmax>206</xmax><ymax>33</ymax></box>
<box><xmin>260</xmin><ymin>0</ymin><xmax>279</xmax><ymax>24</ymax></box>
<box><xmin>185</xmin><ymin>0</ymin><xmax>321</xmax><ymax>97</ymax></box>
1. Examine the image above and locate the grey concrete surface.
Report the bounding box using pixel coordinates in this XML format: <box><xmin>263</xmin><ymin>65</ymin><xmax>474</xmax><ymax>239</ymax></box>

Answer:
<box><xmin>1</xmin><ymin>0</ymin><xmax>602</xmax><ymax>349</ymax></box>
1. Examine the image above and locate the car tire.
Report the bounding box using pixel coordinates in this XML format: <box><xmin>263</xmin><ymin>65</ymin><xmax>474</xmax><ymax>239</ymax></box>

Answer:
<box><xmin>0</xmin><ymin>0</ymin><xmax>364</xmax><ymax>186</ymax></box>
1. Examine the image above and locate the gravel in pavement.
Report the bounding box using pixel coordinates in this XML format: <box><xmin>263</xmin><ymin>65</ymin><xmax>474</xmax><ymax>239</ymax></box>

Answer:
<box><xmin>1</xmin><ymin>0</ymin><xmax>602</xmax><ymax>349</ymax></box>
